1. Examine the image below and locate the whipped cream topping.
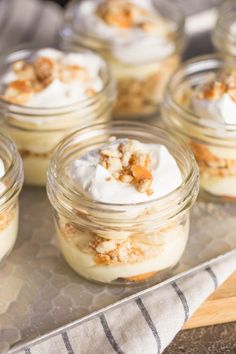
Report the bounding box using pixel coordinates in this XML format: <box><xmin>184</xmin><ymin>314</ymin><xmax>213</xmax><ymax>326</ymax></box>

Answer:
<box><xmin>76</xmin><ymin>0</ymin><xmax>176</xmax><ymax>64</ymax></box>
<box><xmin>1</xmin><ymin>48</ymin><xmax>105</xmax><ymax>108</ymax></box>
<box><xmin>69</xmin><ymin>138</ymin><xmax>182</xmax><ymax>204</ymax></box>
<box><xmin>192</xmin><ymin>71</ymin><xmax>236</xmax><ymax>125</ymax></box>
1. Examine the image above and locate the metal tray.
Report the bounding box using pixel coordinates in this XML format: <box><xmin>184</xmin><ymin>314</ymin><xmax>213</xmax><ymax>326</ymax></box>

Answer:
<box><xmin>0</xmin><ymin>186</ymin><xmax>235</xmax><ymax>353</ymax></box>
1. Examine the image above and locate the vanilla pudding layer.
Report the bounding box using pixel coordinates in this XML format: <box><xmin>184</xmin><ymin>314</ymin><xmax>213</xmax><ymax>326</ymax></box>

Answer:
<box><xmin>57</xmin><ymin>218</ymin><xmax>189</xmax><ymax>283</ymax></box>
<box><xmin>4</xmin><ymin>107</ymin><xmax>110</xmax><ymax>186</ymax></box>
<box><xmin>201</xmin><ymin>175</ymin><xmax>236</xmax><ymax>197</ymax></box>
<box><xmin>201</xmin><ymin>145</ymin><xmax>236</xmax><ymax>198</ymax></box>
<box><xmin>0</xmin><ymin>204</ymin><xmax>19</xmax><ymax>262</ymax></box>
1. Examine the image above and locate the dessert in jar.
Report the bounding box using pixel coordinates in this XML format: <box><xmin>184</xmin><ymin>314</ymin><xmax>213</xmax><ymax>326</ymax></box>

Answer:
<box><xmin>61</xmin><ymin>0</ymin><xmax>185</xmax><ymax>118</ymax></box>
<box><xmin>162</xmin><ymin>55</ymin><xmax>236</xmax><ymax>201</ymax></box>
<box><xmin>47</xmin><ymin>121</ymin><xmax>199</xmax><ymax>285</ymax></box>
<box><xmin>212</xmin><ymin>0</ymin><xmax>236</xmax><ymax>58</ymax></box>
<box><xmin>0</xmin><ymin>47</ymin><xmax>115</xmax><ymax>186</ymax></box>
<box><xmin>0</xmin><ymin>133</ymin><xmax>23</xmax><ymax>262</ymax></box>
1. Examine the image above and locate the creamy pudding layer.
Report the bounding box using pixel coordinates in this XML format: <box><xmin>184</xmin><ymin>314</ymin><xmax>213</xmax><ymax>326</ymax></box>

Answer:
<box><xmin>75</xmin><ymin>0</ymin><xmax>180</xmax><ymax>116</ymax></box>
<box><xmin>55</xmin><ymin>138</ymin><xmax>188</xmax><ymax>283</ymax></box>
<box><xmin>58</xmin><ymin>219</ymin><xmax>189</xmax><ymax>283</ymax></box>
<box><xmin>0</xmin><ymin>48</ymin><xmax>111</xmax><ymax>186</ymax></box>
<box><xmin>186</xmin><ymin>70</ymin><xmax>236</xmax><ymax>198</ymax></box>
<box><xmin>0</xmin><ymin>161</ymin><xmax>19</xmax><ymax>262</ymax></box>
<box><xmin>0</xmin><ymin>205</ymin><xmax>19</xmax><ymax>262</ymax></box>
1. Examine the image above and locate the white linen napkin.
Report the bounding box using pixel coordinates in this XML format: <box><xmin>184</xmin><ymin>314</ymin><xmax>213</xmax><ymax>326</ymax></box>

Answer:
<box><xmin>1</xmin><ymin>1</ymin><xmax>235</xmax><ymax>353</ymax></box>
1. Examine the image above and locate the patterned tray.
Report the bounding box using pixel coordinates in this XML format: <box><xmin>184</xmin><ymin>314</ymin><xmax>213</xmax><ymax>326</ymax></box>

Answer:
<box><xmin>1</xmin><ymin>187</ymin><xmax>236</xmax><ymax>353</ymax></box>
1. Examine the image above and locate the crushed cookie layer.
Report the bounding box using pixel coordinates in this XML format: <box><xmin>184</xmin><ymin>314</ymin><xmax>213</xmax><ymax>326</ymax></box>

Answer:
<box><xmin>19</xmin><ymin>149</ymin><xmax>52</xmax><ymax>159</ymax></box>
<box><xmin>196</xmin><ymin>70</ymin><xmax>236</xmax><ymax>102</ymax></box>
<box><xmin>113</xmin><ymin>56</ymin><xmax>179</xmax><ymax>116</ymax></box>
<box><xmin>190</xmin><ymin>142</ymin><xmax>236</xmax><ymax>177</ymax></box>
<box><xmin>1</xmin><ymin>55</ymin><xmax>94</xmax><ymax>105</ymax></box>
<box><xmin>90</xmin><ymin>236</ymin><xmax>144</xmax><ymax>265</ymax></box>
<box><xmin>100</xmin><ymin>139</ymin><xmax>154</xmax><ymax>194</ymax></box>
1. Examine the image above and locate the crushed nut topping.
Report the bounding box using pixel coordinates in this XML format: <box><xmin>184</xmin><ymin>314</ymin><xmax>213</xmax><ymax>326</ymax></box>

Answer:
<box><xmin>196</xmin><ymin>70</ymin><xmax>236</xmax><ymax>102</ymax></box>
<box><xmin>96</xmin><ymin>0</ymin><xmax>162</xmax><ymax>32</ymax></box>
<box><xmin>1</xmin><ymin>54</ymin><xmax>93</xmax><ymax>105</ymax></box>
<box><xmin>100</xmin><ymin>139</ymin><xmax>154</xmax><ymax>194</ymax></box>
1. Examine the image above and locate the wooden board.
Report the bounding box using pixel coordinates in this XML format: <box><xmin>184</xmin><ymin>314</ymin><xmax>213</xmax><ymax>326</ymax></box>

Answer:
<box><xmin>184</xmin><ymin>272</ymin><xmax>236</xmax><ymax>329</ymax></box>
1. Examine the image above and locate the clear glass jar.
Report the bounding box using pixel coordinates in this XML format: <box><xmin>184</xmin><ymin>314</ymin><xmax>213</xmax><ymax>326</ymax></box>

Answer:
<box><xmin>0</xmin><ymin>47</ymin><xmax>116</xmax><ymax>186</ymax></box>
<box><xmin>212</xmin><ymin>0</ymin><xmax>236</xmax><ymax>58</ymax></box>
<box><xmin>60</xmin><ymin>0</ymin><xmax>185</xmax><ymax>119</ymax></box>
<box><xmin>162</xmin><ymin>54</ymin><xmax>236</xmax><ymax>201</ymax></box>
<box><xmin>0</xmin><ymin>132</ymin><xmax>23</xmax><ymax>263</ymax></box>
<box><xmin>47</xmin><ymin>121</ymin><xmax>199</xmax><ymax>285</ymax></box>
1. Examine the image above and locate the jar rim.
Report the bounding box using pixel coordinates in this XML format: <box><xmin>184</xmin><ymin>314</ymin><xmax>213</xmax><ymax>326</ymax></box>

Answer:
<box><xmin>47</xmin><ymin>121</ymin><xmax>199</xmax><ymax>224</ymax></box>
<box><xmin>0</xmin><ymin>44</ymin><xmax>114</xmax><ymax>116</ymax></box>
<box><xmin>164</xmin><ymin>54</ymin><xmax>236</xmax><ymax>136</ymax></box>
<box><xmin>0</xmin><ymin>132</ymin><xmax>23</xmax><ymax>207</ymax></box>
<box><xmin>213</xmin><ymin>0</ymin><xmax>236</xmax><ymax>39</ymax></box>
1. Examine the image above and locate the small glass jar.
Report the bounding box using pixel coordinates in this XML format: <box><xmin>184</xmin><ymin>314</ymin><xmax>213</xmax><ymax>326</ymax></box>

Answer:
<box><xmin>162</xmin><ymin>55</ymin><xmax>236</xmax><ymax>201</ymax></box>
<box><xmin>47</xmin><ymin>121</ymin><xmax>199</xmax><ymax>285</ymax></box>
<box><xmin>0</xmin><ymin>132</ymin><xmax>23</xmax><ymax>263</ymax></box>
<box><xmin>0</xmin><ymin>47</ymin><xmax>116</xmax><ymax>186</ymax></box>
<box><xmin>212</xmin><ymin>0</ymin><xmax>236</xmax><ymax>58</ymax></box>
<box><xmin>60</xmin><ymin>0</ymin><xmax>185</xmax><ymax>119</ymax></box>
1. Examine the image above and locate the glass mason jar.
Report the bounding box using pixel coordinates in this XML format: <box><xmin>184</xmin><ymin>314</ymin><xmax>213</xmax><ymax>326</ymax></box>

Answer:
<box><xmin>162</xmin><ymin>55</ymin><xmax>236</xmax><ymax>201</ymax></box>
<box><xmin>47</xmin><ymin>121</ymin><xmax>199</xmax><ymax>285</ymax></box>
<box><xmin>0</xmin><ymin>132</ymin><xmax>23</xmax><ymax>263</ymax></box>
<box><xmin>212</xmin><ymin>0</ymin><xmax>236</xmax><ymax>58</ymax></box>
<box><xmin>0</xmin><ymin>47</ymin><xmax>116</xmax><ymax>186</ymax></box>
<box><xmin>60</xmin><ymin>0</ymin><xmax>185</xmax><ymax>119</ymax></box>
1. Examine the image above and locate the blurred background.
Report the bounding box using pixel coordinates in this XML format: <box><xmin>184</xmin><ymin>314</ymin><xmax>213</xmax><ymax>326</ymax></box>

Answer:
<box><xmin>0</xmin><ymin>0</ymin><xmax>224</xmax><ymax>55</ymax></box>
<box><xmin>46</xmin><ymin>0</ymin><xmax>222</xmax><ymax>13</ymax></box>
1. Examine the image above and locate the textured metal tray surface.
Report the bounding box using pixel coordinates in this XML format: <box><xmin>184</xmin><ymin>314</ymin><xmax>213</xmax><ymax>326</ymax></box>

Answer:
<box><xmin>1</xmin><ymin>187</ymin><xmax>236</xmax><ymax>353</ymax></box>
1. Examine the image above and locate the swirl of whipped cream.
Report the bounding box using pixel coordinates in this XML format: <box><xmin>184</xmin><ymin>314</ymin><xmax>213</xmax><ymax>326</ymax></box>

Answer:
<box><xmin>69</xmin><ymin>138</ymin><xmax>182</xmax><ymax>204</ymax></box>
<box><xmin>192</xmin><ymin>71</ymin><xmax>236</xmax><ymax>125</ymax></box>
<box><xmin>76</xmin><ymin>0</ymin><xmax>176</xmax><ymax>64</ymax></box>
<box><xmin>1</xmin><ymin>48</ymin><xmax>105</xmax><ymax>108</ymax></box>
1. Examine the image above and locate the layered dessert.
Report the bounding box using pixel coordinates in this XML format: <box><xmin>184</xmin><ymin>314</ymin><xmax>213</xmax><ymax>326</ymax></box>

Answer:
<box><xmin>0</xmin><ymin>48</ymin><xmax>113</xmax><ymax>185</ymax></box>
<box><xmin>63</xmin><ymin>0</ymin><xmax>183</xmax><ymax>117</ymax></box>
<box><xmin>188</xmin><ymin>70</ymin><xmax>236</xmax><ymax>198</ymax></box>
<box><xmin>55</xmin><ymin>138</ymin><xmax>189</xmax><ymax>283</ymax></box>
<box><xmin>0</xmin><ymin>159</ymin><xmax>19</xmax><ymax>262</ymax></box>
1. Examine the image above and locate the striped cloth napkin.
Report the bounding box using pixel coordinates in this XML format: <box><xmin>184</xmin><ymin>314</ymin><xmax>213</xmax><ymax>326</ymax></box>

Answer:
<box><xmin>0</xmin><ymin>1</ymin><xmax>235</xmax><ymax>353</ymax></box>
<box><xmin>17</xmin><ymin>252</ymin><xmax>236</xmax><ymax>354</ymax></box>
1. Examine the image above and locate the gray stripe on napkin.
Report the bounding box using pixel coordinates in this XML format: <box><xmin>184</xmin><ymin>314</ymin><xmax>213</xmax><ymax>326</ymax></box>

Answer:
<box><xmin>205</xmin><ymin>266</ymin><xmax>218</xmax><ymax>290</ymax></box>
<box><xmin>24</xmin><ymin>348</ymin><xmax>31</xmax><ymax>354</ymax></box>
<box><xmin>172</xmin><ymin>282</ymin><xmax>190</xmax><ymax>322</ymax></box>
<box><xmin>62</xmin><ymin>332</ymin><xmax>74</xmax><ymax>354</ymax></box>
<box><xmin>136</xmin><ymin>298</ymin><xmax>161</xmax><ymax>354</ymax></box>
<box><xmin>100</xmin><ymin>314</ymin><xmax>124</xmax><ymax>354</ymax></box>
